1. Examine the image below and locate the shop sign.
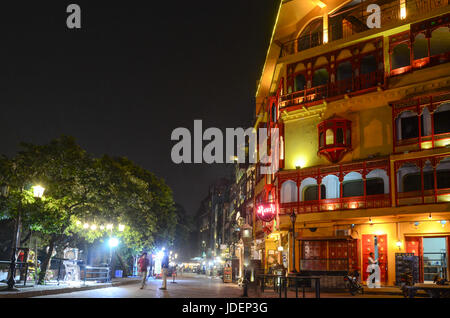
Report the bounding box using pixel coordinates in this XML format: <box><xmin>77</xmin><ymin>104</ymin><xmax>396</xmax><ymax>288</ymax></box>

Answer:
<box><xmin>256</xmin><ymin>203</ymin><xmax>276</xmax><ymax>222</ymax></box>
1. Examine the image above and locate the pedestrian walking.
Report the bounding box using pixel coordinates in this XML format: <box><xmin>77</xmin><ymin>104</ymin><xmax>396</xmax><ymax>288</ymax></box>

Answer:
<box><xmin>138</xmin><ymin>252</ymin><xmax>150</xmax><ymax>289</ymax></box>
<box><xmin>160</xmin><ymin>250</ymin><xmax>169</xmax><ymax>290</ymax></box>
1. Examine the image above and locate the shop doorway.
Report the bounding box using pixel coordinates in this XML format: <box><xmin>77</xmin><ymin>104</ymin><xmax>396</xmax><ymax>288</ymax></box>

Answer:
<box><xmin>406</xmin><ymin>236</ymin><xmax>449</xmax><ymax>282</ymax></box>
<box><xmin>423</xmin><ymin>237</ymin><xmax>447</xmax><ymax>282</ymax></box>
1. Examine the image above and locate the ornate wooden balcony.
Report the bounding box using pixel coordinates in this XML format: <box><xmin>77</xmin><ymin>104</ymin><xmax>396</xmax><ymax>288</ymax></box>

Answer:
<box><xmin>279</xmin><ymin>70</ymin><xmax>383</xmax><ymax>110</ymax></box>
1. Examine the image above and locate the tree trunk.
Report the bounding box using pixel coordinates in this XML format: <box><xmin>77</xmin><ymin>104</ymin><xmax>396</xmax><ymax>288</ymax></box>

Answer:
<box><xmin>116</xmin><ymin>253</ymin><xmax>128</xmax><ymax>277</ymax></box>
<box><xmin>38</xmin><ymin>237</ymin><xmax>56</xmax><ymax>285</ymax></box>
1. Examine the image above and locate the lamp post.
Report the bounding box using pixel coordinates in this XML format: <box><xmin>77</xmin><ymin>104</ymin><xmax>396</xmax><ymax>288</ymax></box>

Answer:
<box><xmin>108</xmin><ymin>238</ymin><xmax>119</xmax><ymax>282</ymax></box>
<box><xmin>290</xmin><ymin>210</ymin><xmax>297</xmax><ymax>274</ymax></box>
<box><xmin>241</xmin><ymin>224</ymin><xmax>252</xmax><ymax>297</ymax></box>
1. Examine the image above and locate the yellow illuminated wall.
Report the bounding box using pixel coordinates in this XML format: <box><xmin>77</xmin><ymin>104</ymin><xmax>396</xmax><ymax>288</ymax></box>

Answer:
<box><xmin>284</xmin><ymin>104</ymin><xmax>393</xmax><ymax>170</ymax></box>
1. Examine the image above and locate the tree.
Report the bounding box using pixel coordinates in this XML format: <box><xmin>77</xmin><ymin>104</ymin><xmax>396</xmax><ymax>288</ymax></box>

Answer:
<box><xmin>0</xmin><ymin>136</ymin><xmax>177</xmax><ymax>284</ymax></box>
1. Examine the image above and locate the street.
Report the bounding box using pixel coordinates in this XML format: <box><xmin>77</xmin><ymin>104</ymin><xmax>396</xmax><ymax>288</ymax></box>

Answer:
<box><xmin>34</xmin><ymin>273</ymin><xmax>404</xmax><ymax>298</ymax></box>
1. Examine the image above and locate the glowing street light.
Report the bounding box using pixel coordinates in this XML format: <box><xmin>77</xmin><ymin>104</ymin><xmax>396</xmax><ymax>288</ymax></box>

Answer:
<box><xmin>90</xmin><ymin>224</ymin><xmax>97</xmax><ymax>231</ymax></box>
<box><xmin>33</xmin><ymin>185</ymin><xmax>45</xmax><ymax>198</ymax></box>
<box><xmin>83</xmin><ymin>223</ymin><xmax>89</xmax><ymax>229</ymax></box>
<box><xmin>100</xmin><ymin>225</ymin><xmax>105</xmax><ymax>230</ymax></box>
<box><xmin>118</xmin><ymin>224</ymin><xmax>125</xmax><ymax>232</ymax></box>
<box><xmin>106</xmin><ymin>224</ymin><xmax>113</xmax><ymax>230</ymax></box>
<box><xmin>108</xmin><ymin>237</ymin><xmax>119</xmax><ymax>248</ymax></box>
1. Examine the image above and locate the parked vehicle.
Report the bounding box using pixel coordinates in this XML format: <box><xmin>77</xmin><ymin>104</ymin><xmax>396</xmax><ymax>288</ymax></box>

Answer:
<box><xmin>344</xmin><ymin>270</ymin><xmax>363</xmax><ymax>296</ymax></box>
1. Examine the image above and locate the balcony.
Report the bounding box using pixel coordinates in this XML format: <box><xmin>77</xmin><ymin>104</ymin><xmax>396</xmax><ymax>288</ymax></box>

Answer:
<box><xmin>395</xmin><ymin>154</ymin><xmax>450</xmax><ymax>206</ymax></box>
<box><xmin>281</xmin><ymin>194</ymin><xmax>391</xmax><ymax>214</ymax></box>
<box><xmin>280</xmin><ymin>0</ymin><xmax>449</xmax><ymax>58</ymax></box>
<box><xmin>392</xmin><ymin>92</ymin><xmax>450</xmax><ymax>153</ymax></box>
<box><xmin>278</xmin><ymin>158</ymin><xmax>391</xmax><ymax>214</ymax></box>
<box><xmin>279</xmin><ymin>70</ymin><xmax>383</xmax><ymax>110</ymax></box>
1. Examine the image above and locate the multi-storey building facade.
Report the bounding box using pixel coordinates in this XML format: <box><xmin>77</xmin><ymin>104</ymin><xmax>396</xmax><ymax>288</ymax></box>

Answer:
<box><xmin>226</xmin><ymin>163</ymin><xmax>256</xmax><ymax>280</ymax></box>
<box><xmin>253</xmin><ymin>0</ymin><xmax>450</xmax><ymax>287</ymax></box>
<box><xmin>195</xmin><ymin>178</ymin><xmax>230</xmax><ymax>273</ymax></box>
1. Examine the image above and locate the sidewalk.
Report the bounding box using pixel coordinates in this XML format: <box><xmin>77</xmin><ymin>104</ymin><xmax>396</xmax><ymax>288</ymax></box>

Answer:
<box><xmin>0</xmin><ymin>277</ymin><xmax>141</xmax><ymax>298</ymax></box>
<box><xmin>244</xmin><ymin>282</ymin><xmax>428</xmax><ymax>298</ymax></box>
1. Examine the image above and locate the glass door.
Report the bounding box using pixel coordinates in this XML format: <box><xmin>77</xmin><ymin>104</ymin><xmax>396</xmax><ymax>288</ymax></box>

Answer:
<box><xmin>422</xmin><ymin>237</ymin><xmax>447</xmax><ymax>282</ymax></box>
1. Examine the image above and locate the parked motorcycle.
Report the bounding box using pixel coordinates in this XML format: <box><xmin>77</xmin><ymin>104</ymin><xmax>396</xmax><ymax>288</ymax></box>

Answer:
<box><xmin>344</xmin><ymin>270</ymin><xmax>363</xmax><ymax>296</ymax></box>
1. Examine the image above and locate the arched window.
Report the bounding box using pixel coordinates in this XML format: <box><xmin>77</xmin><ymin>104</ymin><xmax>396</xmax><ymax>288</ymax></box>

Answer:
<box><xmin>300</xmin><ymin>178</ymin><xmax>321</xmax><ymax>201</ymax></box>
<box><xmin>280</xmin><ymin>180</ymin><xmax>298</xmax><ymax>203</ymax></box>
<box><xmin>430</xmin><ymin>27</ymin><xmax>450</xmax><ymax>56</ymax></box>
<box><xmin>360</xmin><ymin>54</ymin><xmax>377</xmax><ymax>74</ymax></box>
<box><xmin>326</xmin><ymin>129</ymin><xmax>334</xmax><ymax>145</ymax></box>
<box><xmin>304</xmin><ymin>185</ymin><xmax>326</xmax><ymax>201</ymax></box>
<box><xmin>322</xmin><ymin>175</ymin><xmax>339</xmax><ymax>199</ymax></box>
<box><xmin>313</xmin><ymin>68</ymin><xmax>329</xmax><ymax>87</ymax></box>
<box><xmin>433</xmin><ymin>103</ymin><xmax>450</xmax><ymax>135</ymax></box>
<box><xmin>367</xmin><ymin>169</ymin><xmax>389</xmax><ymax>194</ymax></box>
<box><xmin>343</xmin><ymin>172</ymin><xmax>363</xmax><ymax>197</ymax></box>
<box><xmin>397</xmin><ymin>163</ymin><xmax>420</xmax><ymax>192</ymax></box>
<box><xmin>396</xmin><ymin>111</ymin><xmax>419</xmax><ymax>140</ymax></box>
<box><xmin>295</xmin><ymin>74</ymin><xmax>306</xmax><ymax>91</ymax></box>
<box><xmin>391</xmin><ymin>43</ymin><xmax>410</xmax><ymax>69</ymax></box>
<box><xmin>297</xmin><ymin>18</ymin><xmax>323</xmax><ymax>52</ymax></box>
<box><xmin>437</xmin><ymin>158</ymin><xmax>450</xmax><ymax>189</ymax></box>
<box><xmin>337</xmin><ymin>61</ymin><xmax>353</xmax><ymax>81</ymax></box>
<box><xmin>413</xmin><ymin>33</ymin><xmax>428</xmax><ymax>60</ymax></box>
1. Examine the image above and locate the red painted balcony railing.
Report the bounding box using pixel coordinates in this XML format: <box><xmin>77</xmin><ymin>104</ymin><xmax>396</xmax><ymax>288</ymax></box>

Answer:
<box><xmin>280</xmin><ymin>84</ymin><xmax>328</xmax><ymax>109</ymax></box>
<box><xmin>279</xmin><ymin>70</ymin><xmax>383</xmax><ymax>109</ymax></box>
<box><xmin>279</xmin><ymin>194</ymin><xmax>392</xmax><ymax>214</ymax></box>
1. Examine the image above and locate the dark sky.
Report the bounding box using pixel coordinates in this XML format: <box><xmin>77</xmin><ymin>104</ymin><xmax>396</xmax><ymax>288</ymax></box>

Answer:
<box><xmin>0</xmin><ymin>1</ymin><xmax>280</xmax><ymax>215</ymax></box>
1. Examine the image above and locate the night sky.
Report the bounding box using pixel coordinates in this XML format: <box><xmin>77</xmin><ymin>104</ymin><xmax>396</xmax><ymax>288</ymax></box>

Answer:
<box><xmin>0</xmin><ymin>1</ymin><xmax>280</xmax><ymax>215</ymax></box>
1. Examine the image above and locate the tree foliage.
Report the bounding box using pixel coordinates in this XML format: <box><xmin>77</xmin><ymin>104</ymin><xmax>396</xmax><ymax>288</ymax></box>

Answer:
<box><xmin>0</xmin><ymin>136</ymin><xmax>176</xmax><ymax>283</ymax></box>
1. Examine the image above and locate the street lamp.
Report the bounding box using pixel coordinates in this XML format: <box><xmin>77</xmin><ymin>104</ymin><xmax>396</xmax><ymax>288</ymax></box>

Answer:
<box><xmin>241</xmin><ymin>224</ymin><xmax>252</xmax><ymax>297</ymax></box>
<box><xmin>108</xmin><ymin>238</ymin><xmax>119</xmax><ymax>282</ymax></box>
<box><xmin>290</xmin><ymin>210</ymin><xmax>297</xmax><ymax>274</ymax></box>
<box><xmin>32</xmin><ymin>185</ymin><xmax>45</xmax><ymax>199</ymax></box>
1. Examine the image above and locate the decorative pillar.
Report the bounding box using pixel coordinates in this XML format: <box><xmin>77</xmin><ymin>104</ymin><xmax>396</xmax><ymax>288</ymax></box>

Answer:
<box><xmin>323</xmin><ymin>13</ymin><xmax>329</xmax><ymax>44</ymax></box>
<box><xmin>419</xmin><ymin>160</ymin><xmax>425</xmax><ymax>204</ymax></box>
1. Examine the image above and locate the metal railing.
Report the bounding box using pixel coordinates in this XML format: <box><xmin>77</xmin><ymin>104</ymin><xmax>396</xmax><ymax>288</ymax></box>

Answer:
<box><xmin>255</xmin><ymin>274</ymin><xmax>321</xmax><ymax>298</ymax></box>
<box><xmin>0</xmin><ymin>260</ymin><xmax>32</xmax><ymax>287</ymax></box>
<box><xmin>83</xmin><ymin>265</ymin><xmax>110</xmax><ymax>284</ymax></box>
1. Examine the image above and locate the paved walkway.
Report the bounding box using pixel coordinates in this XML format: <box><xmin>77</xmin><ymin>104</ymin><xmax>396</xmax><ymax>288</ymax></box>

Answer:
<box><xmin>0</xmin><ymin>277</ymin><xmax>141</xmax><ymax>298</ymax></box>
<box><xmin>33</xmin><ymin>274</ymin><xmax>407</xmax><ymax>298</ymax></box>
<box><xmin>36</xmin><ymin>274</ymin><xmax>243</xmax><ymax>298</ymax></box>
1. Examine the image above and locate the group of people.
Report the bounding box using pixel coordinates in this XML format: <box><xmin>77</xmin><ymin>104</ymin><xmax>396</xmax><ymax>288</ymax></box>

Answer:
<box><xmin>137</xmin><ymin>250</ymin><xmax>170</xmax><ymax>290</ymax></box>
